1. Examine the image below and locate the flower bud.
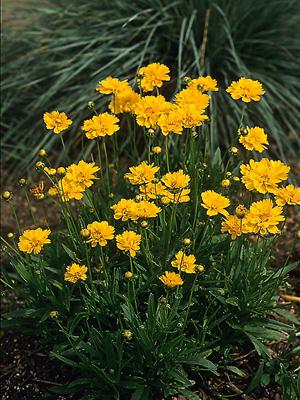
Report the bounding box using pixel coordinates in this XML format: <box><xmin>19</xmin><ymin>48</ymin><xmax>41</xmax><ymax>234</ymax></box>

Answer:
<box><xmin>152</xmin><ymin>146</ymin><xmax>162</xmax><ymax>154</ymax></box>
<box><xmin>18</xmin><ymin>178</ymin><xmax>27</xmax><ymax>186</ymax></box>
<box><xmin>39</xmin><ymin>149</ymin><xmax>47</xmax><ymax>157</ymax></box>
<box><xmin>236</xmin><ymin>204</ymin><xmax>247</xmax><ymax>217</ymax></box>
<box><xmin>80</xmin><ymin>228</ymin><xmax>90</xmax><ymax>238</ymax></box>
<box><xmin>124</xmin><ymin>271</ymin><xmax>133</xmax><ymax>280</ymax></box>
<box><xmin>87</xmin><ymin>101</ymin><xmax>95</xmax><ymax>109</ymax></box>
<box><xmin>297</xmin><ymin>230</ymin><xmax>300</xmax><ymax>239</ymax></box>
<box><xmin>2</xmin><ymin>191</ymin><xmax>12</xmax><ymax>200</ymax></box>
<box><xmin>221</xmin><ymin>179</ymin><xmax>230</xmax><ymax>188</ymax></box>
<box><xmin>226</xmin><ymin>172</ymin><xmax>232</xmax><ymax>177</ymax></box>
<box><xmin>140</xmin><ymin>220</ymin><xmax>148</xmax><ymax>229</ymax></box>
<box><xmin>7</xmin><ymin>232</ymin><xmax>15</xmax><ymax>239</ymax></box>
<box><xmin>183</xmin><ymin>76</ymin><xmax>191</xmax><ymax>85</ymax></box>
<box><xmin>230</xmin><ymin>146</ymin><xmax>238</xmax><ymax>155</ymax></box>
<box><xmin>35</xmin><ymin>161</ymin><xmax>44</xmax><ymax>168</ymax></box>
<box><xmin>197</xmin><ymin>264</ymin><xmax>205</xmax><ymax>272</ymax></box>
<box><xmin>182</xmin><ymin>238</ymin><xmax>191</xmax><ymax>246</ymax></box>
<box><xmin>123</xmin><ymin>329</ymin><xmax>133</xmax><ymax>340</ymax></box>
<box><xmin>147</xmin><ymin>128</ymin><xmax>155</xmax><ymax>137</ymax></box>
<box><xmin>233</xmin><ymin>176</ymin><xmax>240</xmax><ymax>182</ymax></box>
<box><xmin>49</xmin><ymin>310</ymin><xmax>59</xmax><ymax>318</ymax></box>
<box><xmin>135</xmin><ymin>195</ymin><xmax>142</xmax><ymax>201</ymax></box>
<box><xmin>109</xmin><ymin>193</ymin><xmax>114</xmax><ymax>199</ymax></box>
<box><xmin>57</xmin><ymin>167</ymin><xmax>66</xmax><ymax>175</ymax></box>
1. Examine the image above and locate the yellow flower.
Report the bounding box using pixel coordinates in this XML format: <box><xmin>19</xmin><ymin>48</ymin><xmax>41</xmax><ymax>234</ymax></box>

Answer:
<box><xmin>80</xmin><ymin>228</ymin><xmax>90</xmax><ymax>238</ymax></box>
<box><xmin>124</xmin><ymin>271</ymin><xmax>133</xmax><ymax>279</ymax></box>
<box><xmin>134</xmin><ymin>95</ymin><xmax>169</xmax><ymax>128</ymax></box>
<box><xmin>188</xmin><ymin>76</ymin><xmax>218</xmax><ymax>92</ymax></box>
<box><xmin>64</xmin><ymin>263</ymin><xmax>88</xmax><ymax>283</ymax></box>
<box><xmin>171</xmin><ymin>250</ymin><xmax>198</xmax><ymax>274</ymax></box>
<box><xmin>123</xmin><ymin>329</ymin><xmax>133</xmax><ymax>340</ymax></box>
<box><xmin>179</xmin><ymin>104</ymin><xmax>208</xmax><ymax>128</ymax></box>
<box><xmin>175</xmin><ymin>87</ymin><xmax>210</xmax><ymax>110</ymax></box>
<box><xmin>163</xmin><ymin>188</ymin><xmax>190</xmax><ymax>204</ymax></box>
<box><xmin>221</xmin><ymin>215</ymin><xmax>242</xmax><ymax>239</ymax></box>
<box><xmin>109</xmin><ymin>88</ymin><xmax>140</xmax><ymax>114</ymax></box>
<box><xmin>274</xmin><ymin>185</ymin><xmax>300</xmax><ymax>206</ymax></box>
<box><xmin>125</xmin><ymin>161</ymin><xmax>159</xmax><ymax>185</ymax></box>
<box><xmin>48</xmin><ymin>186</ymin><xmax>58</xmax><ymax>197</ymax></box>
<box><xmin>239</xmin><ymin>127</ymin><xmax>269</xmax><ymax>152</ymax></box>
<box><xmin>56</xmin><ymin>178</ymin><xmax>84</xmax><ymax>202</ymax></box>
<box><xmin>82</xmin><ymin>113</ymin><xmax>120</xmax><ymax>139</ymax></box>
<box><xmin>111</xmin><ymin>199</ymin><xmax>139</xmax><ymax>221</ymax></box>
<box><xmin>136</xmin><ymin>200</ymin><xmax>161</xmax><ymax>219</ymax></box>
<box><xmin>96</xmin><ymin>76</ymin><xmax>130</xmax><ymax>94</ymax></box>
<box><xmin>226</xmin><ymin>77</ymin><xmax>265</xmax><ymax>102</ymax></box>
<box><xmin>65</xmin><ymin>160</ymin><xmax>100</xmax><ymax>191</ymax></box>
<box><xmin>152</xmin><ymin>146</ymin><xmax>162</xmax><ymax>154</ymax></box>
<box><xmin>159</xmin><ymin>271</ymin><xmax>183</xmax><ymax>288</ymax></box>
<box><xmin>57</xmin><ymin>167</ymin><xmax>66</xmax><ymax>175</ymax></box>
<box><xmin>43</xmin><ymin>167</ymin><xmax>56</xmax><ymax>176</ymax></box>
<box><xmin>140</xmin><ymin>181</ymin><xmax>168</xmax><ymax>199</ymax></box>
<box><xmin>137</xmin><ymin>62</ymin><xmax>170</xmax><ymax>92</ymax></box>
<box><xmin>235</xmin><ymin>204</ymin><xmax>248</xmax><ymax>217</ymax></box>
<box><xmin>242</xmin><ymin>199</ymin><xmax>284</xmax><ymax>235</ymax></box>
<box><xmin>116</xmin><ymin>230</ymin><xmax>141</xmax><ymax>257</ymax></box>
<box><xmin>157</xmin><ymin>109</ymin><xmax>183</xmax><ymax>136</ymax></box>
<box><xmin>201</xmin><ymin>190</ymin><xmax>230</xmax><ymax>216</ymax></box>
<box><xmin>18</xmin><ymin>228</ymin><xmax>51</xmax><ymax>254</ymax></box>
<box><xmin>240</xmin><ymin>158</ymin><xmax>290</xmax><ymax>194</ymax></box>
<box><xmin>221</xmin><ymin>179</ymin><xmax>230</xmax><ymax>188</ymax></box>
<box><xmin>230</xmin><ymin>146</ymin><xmax>239</xmax><ymax>155</ymax></box>
<box><xmin>87</xmin><ymin>221</ymin><xmax>115</xmax><ymax>247</ymax></box>
<box><xmin>43</xmin><ymin>111</ymin><xmax>72</xmax><ymax>134</ymax></box>
<box><xmin>161</xmin><ymin>170</ymin><xmax>190</xmax><ymax>190</ymax></box>
<box><xmin>49</xmin><ymin>310</ymin><xmax>59</xmax><ymax>318</ymax></box>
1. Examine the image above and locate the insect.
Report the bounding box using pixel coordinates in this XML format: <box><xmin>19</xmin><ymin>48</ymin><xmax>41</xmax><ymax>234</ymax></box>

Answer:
<box><xmin>30</xmin><ymin>181</ymin><xmax>45</xmax><ymax>199</ymax></box>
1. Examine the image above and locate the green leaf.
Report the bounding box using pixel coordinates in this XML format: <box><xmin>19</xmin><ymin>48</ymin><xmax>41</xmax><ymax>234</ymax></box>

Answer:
<box><xmin>226</xmin><ymin>365</ymin><xmax>246</xmax><ymax>377</ymax></box>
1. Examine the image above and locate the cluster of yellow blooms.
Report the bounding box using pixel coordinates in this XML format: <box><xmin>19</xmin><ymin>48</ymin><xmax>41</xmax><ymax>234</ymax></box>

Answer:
<box><xmin>12</xmin><ymin>63</ymin><xmax>299</xmax><ymax>290</ymax></box>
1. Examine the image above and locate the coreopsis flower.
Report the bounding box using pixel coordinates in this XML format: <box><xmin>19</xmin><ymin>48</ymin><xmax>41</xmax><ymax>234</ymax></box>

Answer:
<box><xmin>221</xmin><ymin>179</ymin><xmax>230</xmax><ymax>188</ymax></box>
<box><xmin>116</xmin><ymin>230</ymin><xmax>141</xmax><ymax>257</ymax></box>
<box><xmin>87</xmin><ymin>221</ymin><xmax>115</xmax><ymax>247</ymax></box>
<box><xmin>226</xmin><ymin>77</ymin><xmax>265</xmax><ymax>102</ymax></box>
<box><xmin>201</xmin><ymin>190</ymin><xmax>230</xmax><ymax>216</ymax></box>
<box><xmin>159</xmin><ymin>271</ymin><xmax>183</xmax><ymax>288</ymax></box>
<box><xmin>235</xmin><ymin>204</ymin><xmax>248</xmax><ymax>217</ymax></box>
<box><xmin>109</xmin><ymin>88</ymin><xmax>140</xmax><ymax>114</ymax></box>
<box><xmin>239</xmin><ymin>127</ymin><xmax>269</xmax><ymax>152</ymax></box>
<box><xmin>163</xmin><ymin>188</ymin><xmax>190</xmax><ymax>204</ymax></box>
<box><xmin>125</xmin><ymin>161</ymin><xmax>159</xmax><ymax>185</ymax></box>
<box><xmin>175</xmin><ymin>87</ymin><xmax>210</xmax><ymax>110</ymax></box>
<box><xmin>140</xmin><ymin>182</ymin><xmax>168</xmax><ymax>199</ymax></box>
<box><xmin>188</xmin><ymin>76</ymin><xmax>218</xmax><ymax>92</ymax></box>
<box><xmin>64</xmin><ymin>263</ymin><xmax>88</xmax><ymax>283</ymax></box>
<box><xmin>48</xmin><ymin>186</ymin><xmax>58</xmax><ymax>197</ymax></box>
<box><xmin>96</xmin><ymin>76</ymin><xmax>130</xmax><ymax>94</ymax></box>
<box><xmin>43</xmin><ymin>167</ymin><xmax>56</xmax><ymax>175</ymax></box>
<box><xmin>18</xmin><ymin>228</ymin><xmax>51</xmax><ymax>254</ymax></box>
<box><xmin>82</xmin><ymin>113</ymin><xmax>120</xmax><ymax>139</ymax></box>
<box><xmin>136</xmin><ymin>200</ymin><xmax>161</xmax><ymax>219</ymax></box>
<box><xmin>56</xmin><ymin>178</ymin><xmax>84</xmax><ymax>202</ymax></box>
<box><xmin>274</xmin><ymin>185</ymin><xmax>300</xmax><ymax>206</ymax></box>
<box><xmin>152</xmin><ymin>146</ymin><xmax>162</xmax><ymax>154</ymax></box>
<box><xmin>240</xmin><ymin>158</ymin><xmax>290</xmax><ymax>194</ymax></box>
<box><xmin>111</xmin><ymin>198</ymin><xmax>139</xmax><ymax>221</ymax></box>
<box><xmin>57</xmin><ymin>167</ymin><xmax>66</xmax><ymax>175</ymax></box>
<box><xmin>221</xmin><ymin>215</ymin><xmax>242</xmax><ymax>239</ymax></box>
<box><xmin>137</xmin><ymin>62</ymin><xmax>170</xmax><ymax>92</ymax></box>
<box><xmin>157</xmin><ymin>109</ymin><xmax>183</xmax><ymax>136</ymax></box>
<box><xmin>65</xmin><ymin>160</ymin><xmax>100</xmax><ymax>191</ymax></box>
<box><xmin>134</xmin><ymin>95</ymin><xmax>170</xmax><ymax>128</ymax></box>
<box><xmin>242</xmin><ymin>199</ymin><xmax>284</xmax><ymax>235</ymax></box>
<box><xmin>161</xmin><ymin>170</ymin><xmax>190</xmax><ymax>190</ymax></box>
<box><xmin>43</xmin><ymin>111</ymin><xmax>72</xmax><ymax>134</ymax></box>
<box><xmin>171</xmin><ymin>250</ymin><xmax>198</xmax><ymax>274</ymax></box>
<box><xmin>179</xmin><ymin>104</ymin><xmax>208</xmax><ymax>128</ymax></box>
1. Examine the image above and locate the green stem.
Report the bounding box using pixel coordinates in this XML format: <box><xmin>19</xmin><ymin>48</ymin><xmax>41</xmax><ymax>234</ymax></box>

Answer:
<box><xmin>165</xmin><ymin>136</ymin><xmax>170</xmax><ymax>172</ymax></box>
<box><xmin>24</xmin><ymin>189</ymin><xmax>36</xmax><ymax>224</ymax></box>
<box><xmin>103</xmin><ymin>140</ymin><xmax>111</xmax><ymax>194</ymax></box>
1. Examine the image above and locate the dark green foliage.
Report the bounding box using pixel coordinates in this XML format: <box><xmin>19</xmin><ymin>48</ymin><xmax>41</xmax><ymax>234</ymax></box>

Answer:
<box><xmin>2</xmin><ymin>0</ymin><xmax>300</xmax><ymax>176</ymax></box>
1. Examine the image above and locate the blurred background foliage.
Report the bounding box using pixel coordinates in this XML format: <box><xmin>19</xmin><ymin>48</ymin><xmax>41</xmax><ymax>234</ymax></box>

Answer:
<box><xmin>2</xmin><ymin>0</ymin><xmax>300</xmax><ymax>176</ymax></box>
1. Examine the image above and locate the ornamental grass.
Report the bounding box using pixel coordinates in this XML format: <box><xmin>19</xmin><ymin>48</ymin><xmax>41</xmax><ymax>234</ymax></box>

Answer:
<box><xmin>1</xmin><ymin>64</ymin><xmax>299</xmax><ymax>399</ymax></box>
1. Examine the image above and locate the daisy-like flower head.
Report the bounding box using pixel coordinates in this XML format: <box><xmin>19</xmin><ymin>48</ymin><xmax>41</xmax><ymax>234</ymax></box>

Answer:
<box><xmin>134</xmin><ymin>95</ymin><xmax>170</xmax><ymax>128</ymax></box>
<box><xmin>179</xmin><ymin>104</ymin><xmax>208</xmax><ymax>129</ymax></box>
<box><xmin>116</xmin><ymin>230</ymin><xmax>141</xmax><ymax>257</ymax></box>
<box><xmin>136</xmin><ymin>200</ymin><xmax>161</xmax><ymax>219</ymax></box>
<box><xmin>139</xmin><ymin>181</ymin><xmax>168</xmax><ymax>200</ymax></box>
<box><xmin>65</xmin><ymin>160</ymin><xmax>100</xmax><ymax>191</ymax></box>
<box><xmin>109</xmin><ymin>88</ymin><xmax>140</xmax><ymax>114</ymax></box>
<box><xmin>157</xmin><ymin>108</ymin><xmax>183</xmax><ymax>136</ymax></box>
<box><xmin>175</xmin><ymin>87</ymin><xmax>210</xmax><ymax>110</ymax></box>
<box><xmin>43</xmin><ymin>111</ymin><xmax>72</xmax><ymax>134</ymax></box>
<box><xmin>18</xmin><ymin>228</ymin><xmax>51</xmax><ymax>254</ymax></box>
<box><xmin>242</xmin><ymin>199</ymin><xmax>284</xmax><ymax>235</ymax></box>
<box><xmin>96</xmin><ymin>76</ymin><xmax>130</xmax><ymax>94</ymax></box>
<box><xmin>274</xmin><ymin>184</ymin><xmax>300</xmax><ymax>206</ymax></box>
<box><xmin>159</xmin><ymin>271</ymin><xmax>183</xmax><ymax>288</ymax></box>
<box><xmin>111</xmin><ymin>198</ymin><xmax>139</xmax><ymax>221</ymax></box>
<box><xmin>201</xmin><ymin>190</ymin><xmax>230</xmax><ymax>217</ymax></box>
<box><xmin>171</xmin><ymin>250</ymin><xmax>198</xmax><ymax>274</ymax></box>
<box><xmin>161</xmin><ymin>170</ymin><xmax>190</xmax><ymax>191</ymax></box>
<box><xmin>64</xmin><ymin>263</ymin><xmax>88</xmax><ymax>283</ymax></box>
<box><xmin>82</xmin><ymin>113</ymin><xmax>120</xmax><ymax>139</ymax></box>
<box><xmin>226</xmin><ymin>77</ymin><xmax>265</xmax><ymax>103</ymax></box>
<box><xmin>187</xmin><ymin>76</ymin><xmax>218</xmax><ymax>92</ymax></box>
<box><xmin>125</xmin><ymin>161</ymin><xmax>159</xmax><ymax>185</ymax></box>
<box><xmin>239</xmin><ymin>126</ymin><xmax>269</xmax><ymax>152</ymax></box>
<box><xmin>240</xmin><ymin>158</ymin><xmax>290</xmax><ymax>194</ymax></box>
<box><xmin>137</xmin><ymin>63</ymin><xmax>170</xmax><ymax>92</ymax></box>
<box><xmin>86</xmin><ymin>221</ymin><xmax>115</xmax><ymax>247</ymax></box>
<box><xmin>56</xmin><ymin>178</ymin><xmax>85</xmax><ymax>202</ymax></box>
<box><xmin>221</xmin><ymin>215</ymin><xmax>242</xmax><ymax>240</ymax></box>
